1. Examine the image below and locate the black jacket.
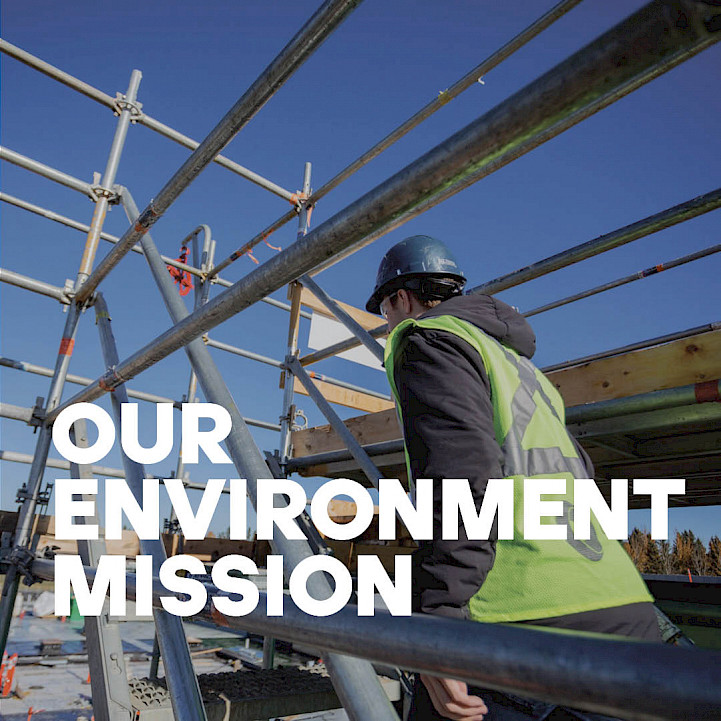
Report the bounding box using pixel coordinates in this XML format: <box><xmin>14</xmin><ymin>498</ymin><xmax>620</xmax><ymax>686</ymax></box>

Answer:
<box><xmin>391</xmin><ymin>294</ymin><xmax>660</xmax><ymax>641</ymax></box>
<box><xmin>390</xmin><ymin>293</ymin><xmax>537</xmax><ymax>618</ymax></box>
<box><xmin>393</xmin><ymin>294</ymin><xmax>597</xmax><ymax>608</ymax></box>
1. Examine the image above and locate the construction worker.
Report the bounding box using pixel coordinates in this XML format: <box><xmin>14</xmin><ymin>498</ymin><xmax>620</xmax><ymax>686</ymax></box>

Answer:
<box><xmin>366</xmin><ymin>235</ymin><xmax>661</xmax><ymax>721</ymax></box>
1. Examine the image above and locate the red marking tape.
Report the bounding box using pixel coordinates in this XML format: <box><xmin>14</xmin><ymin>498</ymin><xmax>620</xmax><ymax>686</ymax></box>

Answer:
<box><xmin>98</xmin><ymin>378</ymin><xmax>115</xmax><ymax>392</ymax></box>
<box><xmin>59</xmin><ymin>338</ymin><xmax>75</xmax><ymax>356</ymax></box>
<box><xmin>694</xmin><ymin>380</ymin><xmax>721</xmax><ymax>404</ymax></box>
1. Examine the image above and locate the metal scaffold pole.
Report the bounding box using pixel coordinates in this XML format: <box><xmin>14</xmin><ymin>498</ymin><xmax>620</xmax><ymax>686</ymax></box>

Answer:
<box><xmin>299</xmin><ymin>273</ymin><xmax>386</xmax><ymax>364</ymax></box>
<box><xmin>0</xmin><ymin>145</ymin><xmax>95</xmax><ymax>196</ymax></box>
<box><xmin>470</xmin><ymin>187</ymin><xmax>721</xmax><ymax>296</ymax></box>
<box><xmin>119</xmin><ymin>186</ymin><xmax>400</xmax><ymax>721</ymax></box>
<box><xmin>287</xmin><ymin>356</ymin><xmax>384</xmax><ymax>487</ymax></box>
<box><xmin>0</xmin><ymin>69</ymin><xmax>142</xmax><ymax>656</ymax></box>
<box><xmin>278</xmin><ymin>163</ymin><xmax>313</xmax><ymax>469</ymax></box>
<box><xmin>73</xmin><ymin>0</ymin><xmax>363</xmax><ymax>305</ymax></box>
<box><xmin>93</xmin><ymin>294</ymin><xmax>208</xmax><ymax>721</ymax></box>
<box><xmin>207</xmin><ymin>0</ymin><xmax>584</xmax><ymax>280</ymax></box>
<box><xmin>45</xmin><ymin>0</ymin><xmax>721</xmax><ymax>421</ymax></box>
<box><xmin>28</xmin><ymin>557</ymin><xmax>721</xmax><ymax>721</ymax></box>
<box><xmin>69</xmin><ymin>419</ymin><xmax>134</xmax><ymax>721</ymax></box>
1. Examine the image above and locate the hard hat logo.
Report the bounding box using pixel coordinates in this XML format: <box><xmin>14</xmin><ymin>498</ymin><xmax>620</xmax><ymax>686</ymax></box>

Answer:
<box><xmin>366</xmin><ymin>234</ymin><xmax>466</xmax><ymax>314</ymax></box>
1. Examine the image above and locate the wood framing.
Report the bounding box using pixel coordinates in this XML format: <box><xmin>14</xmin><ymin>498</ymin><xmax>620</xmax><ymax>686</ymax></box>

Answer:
<box><xmin>299</xmin><ymin>285</ymin><xmax>387</xmax><ymax>333</ymax></box>
<box><xmin>292</xmin><ymin>407</ymin><xmax>400</xmax><ymax>458</ymax></box>
<box><xmin>290</xmin><ymin>329</ymin><xmax>721</xmax><ymax>462</ymax></box>
<box><xmin>549</xmin><ymin>329</ymin><xmax>721</xmax><ymax>406</ymax></box>
<box><xmin>293</xmin><ymin>375</ymin><xmax>394</xmax><ymax>413</ymax></box>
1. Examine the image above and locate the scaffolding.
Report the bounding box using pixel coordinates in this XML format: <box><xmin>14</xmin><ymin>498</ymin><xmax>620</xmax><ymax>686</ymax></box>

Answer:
<box><xmin>1</xmin><ymin>1</ymin><xmax>721</xmax><ymax>720</ymax></box>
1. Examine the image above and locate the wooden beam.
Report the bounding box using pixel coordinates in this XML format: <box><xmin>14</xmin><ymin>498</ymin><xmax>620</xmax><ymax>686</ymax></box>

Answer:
<box><xmin>548</xmin><ymin>329</ymin><xmax>721</xmax><ymax>406</ymax></box>
<box><xmin>292</xmin><ymin>407</ymin><xmax>400</xmax><ymax>458</ymax></box>
<box><xmin>299</xmin><ymin>285</ymin><xmax>387</xmax><ymax>334</ymax></box>
<box><xmin>291</xmin><ymin>330</ymin><xmax>721</xmax><ymax>466</ymax></box>
<box><xmin>293</xmin><ymin>376</ymin><xmax>394</xmax><ymax>414</ymax></box>
<box><xmin>279</xmin><ymin>281</ymin><xmax>304</xmax><ymax>390</ymax></box>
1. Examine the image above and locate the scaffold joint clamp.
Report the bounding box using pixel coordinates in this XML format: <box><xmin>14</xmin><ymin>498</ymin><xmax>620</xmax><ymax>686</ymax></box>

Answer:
<box><xmin>8</xmin><ymin>545</ymin><xmax>38</xmax><ymax>587</ymax></box>
<box><xmin>113</xmin><ymin>92</ymin><xmax>144</xmax><ymax>122</ymax></box>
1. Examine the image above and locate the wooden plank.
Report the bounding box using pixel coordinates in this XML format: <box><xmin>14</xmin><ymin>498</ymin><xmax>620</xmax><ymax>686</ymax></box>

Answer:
<box><xmin>299</xmin><ymin>285</ymin><xmax>387</xmax><ymax>333</ymax></box>
<box><xmin>291</xmin><ymin>330</ymin><xmax>721</xmax><ymax>464</ymax></box>
<box><xmin>293</xmin><ymin>375</ymin><xmax>394</xmax><ymax>413</ymax></box>
<box><xmin>279</xmin><ymin>281</ymin><xmax>304</xmax><ymax>390</ymax></box>
<box><xmin>320</xmin><ymin>499</ymin><xmax>413</xmax><ymax>542</ymax></box>
<box><xmin>548</xmin><ymin>329</ymin><xmax>721</xmax><ymax>406</ymax></box>
<box><xmin>292</xmin><ymin>407</ymin><xmax>401</xmax><ymax>458</ymax></box>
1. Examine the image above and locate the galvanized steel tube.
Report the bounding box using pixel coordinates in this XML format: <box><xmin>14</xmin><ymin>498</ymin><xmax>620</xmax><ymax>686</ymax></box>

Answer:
<box><xmin>565</xmin><ymin>380</ymin><xmax>721</xmax><ymax>424</ymax></box>
<box><xmin>120</xmin><ymin>189</ymin><xmax>400</xmax><ymax>721</ymax></box>
<box><xmin>287</xmin><ymin>439</ymin><xmax>404</xmax><ymax>471</ymax></box>
<box><xmin>524</xmin><ymin>241</ymin><xmax>721</xmax><ymax>317</ymax></box>
<box><xmin>0</xmin><ymin>192</ymin><xmax>119</xmax><ymax>243</ymax></box>
<box><xmin>77</xmin><ymin>70</ymin><xmax>142</xmax><ymax>283</ymax></box>
<box><xmin>30</xmin><ymin>558</ymin><xmax>721</xmax><ymax>721</ymax></box>
<box><xmin>0</xmin><ymin>450</ymin><xmax>124</xmax><ymax>478</ymax></box>
<box><xmin>278</xmin><ymin>166</ymin><xmax>313</xmax><ymax>466</ymax></box>
<box><xmin>470</xmin><ymin>188</ymin><xmax>721</xmax><ymax>296</ymax></box>
<box><xmin>0</xmin><ymin>38</ymin><xmax>117</xmax><ymax>108</ymax></box>
<box><xmin>139</xmin><ymin>115</ymin><xmax>295</xmax><ymax>201</ymax></box>
<box><xmin>209</xmin><ymin>0</ymin><xmax>584</xmax><ymax>279</ymax></box>
<box><xmin>0</xmin><ymin>146</ymin><xmax>93</xmax><ymax>196</ymax></box>
<box><xmin>300</xmin><ymin>274</ymin><xmax>385</xmax><ymax>363</ymax></box>
<box><xmin>0</xmin><ymin>355</ymin><xmax>178</xmax><ymax>406</ymax></box>
<box><xmin>287</xmin><ymin>357</ymin><xmax>384</xmax><ymax>487</ymax></box>
<box><xmin>94</xmin><ymin>294</ymin><xmax>208</xmax><ymax>721</ymax></box>
<box><xmin>0</xmin><ymin>403</ymin><xmax>34</xmax><ymax>424</ymax></box>
<box><xmin>0</xmin><ymin>267</ymin><xmax>70</xmax><ymax>303</ymax></box>
<box><xmin>49</xmin><ymin>0</ymin><xmax>721</xmax><ymax>420</ymax></box>
<box><xmin>74</xmin><ymin>0</ymin><xmax>363</xmax><ymax>304</ymax></box>
<box><xmin>569</xmin><ymin>402</ymin><xmax>721</xmax><ymax>438</ymax></box>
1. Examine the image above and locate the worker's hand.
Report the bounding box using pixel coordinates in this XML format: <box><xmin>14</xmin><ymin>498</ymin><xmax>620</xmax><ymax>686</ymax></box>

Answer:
<box><xmin>420</xmin><ymin>674</ymin><xmax>488</xmax><ymax>720</ymax></box>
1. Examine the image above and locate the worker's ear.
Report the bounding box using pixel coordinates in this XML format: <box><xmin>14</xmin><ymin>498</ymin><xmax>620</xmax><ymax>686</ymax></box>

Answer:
<box><xmin>397</xmin><ymin>288</ymin><xmax>413</xmax><ymax>314</ymax></box>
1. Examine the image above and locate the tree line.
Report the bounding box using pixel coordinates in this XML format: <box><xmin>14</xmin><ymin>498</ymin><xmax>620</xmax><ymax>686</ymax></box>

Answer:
<box><xmin>624</xmin><ymin>529</ymin><xmax>721</xmax><ymax>576</ymax></box>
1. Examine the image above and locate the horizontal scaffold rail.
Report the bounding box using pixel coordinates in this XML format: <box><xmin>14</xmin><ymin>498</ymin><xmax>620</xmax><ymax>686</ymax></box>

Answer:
<box><xmin>0</xmin><ymin>267</ymin><xmax>70</xmax><ymax>304</ymax></box>
<box><xmin>30</xmin><ymin>557</ymin><xmax>721</xmax><ymax>721</ymax></box>
<box><xmin>73</xmin><ymin>0</ymin><xmax>363</xmax><ymax>306</ymax></box>
<box><xmin>0</xmin><ymin>357</ymin><xmax>279</xmax><ymax>430</ymax></box>
<box><xmin>470</xmin><ymin>187</ymin><xmax>721</xmax><ymax>296</ymax></box>
<box><xmin>0</xmin><ymin>190</ymin><xmax>312</xmax><ymax>319</ymax></box>
<box><xmin>44</xmin><ymin>0</ymin><xmax>721</xmax><ymax>421</ymax></box>
<box><xmin>0</xmin><ymin>39</ymin><xmax>295</xmax><ymax>202</ymax></box>
<box><xmin>208</xmin><ymin>0</ymin><xmax>583</xmax><ymax>279</ymax></box>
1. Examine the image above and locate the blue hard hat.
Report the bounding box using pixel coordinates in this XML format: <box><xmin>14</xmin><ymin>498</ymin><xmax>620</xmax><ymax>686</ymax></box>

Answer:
<box><xmin>366</xmin><ymin>235</ymin><xmax>466</xmax><ymax>314</ymax></box>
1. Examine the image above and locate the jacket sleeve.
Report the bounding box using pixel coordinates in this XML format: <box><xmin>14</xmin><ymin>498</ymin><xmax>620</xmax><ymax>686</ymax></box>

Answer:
<box><xmin>392</xmin><ymin>327</ymin><xmax>503</xmax><ymax>619</ymax></box>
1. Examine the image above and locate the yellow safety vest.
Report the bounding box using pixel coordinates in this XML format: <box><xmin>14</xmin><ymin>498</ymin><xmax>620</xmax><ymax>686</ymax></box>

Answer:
<box><xmin>385</xmin><ymin>315</ymin><xmax>652</xmax><ymax>622</ymax></box>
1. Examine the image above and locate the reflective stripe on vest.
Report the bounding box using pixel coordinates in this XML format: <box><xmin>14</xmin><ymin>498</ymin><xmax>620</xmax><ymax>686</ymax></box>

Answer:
<box><xmin>384</xmin><ymin>314</ymin><xmax>653</xmax><ymax>623</ymax></box>
<box><xmin>493</xmin><ymin>336</ymin><xmax>589</xmax><ymax>480</ymax></box>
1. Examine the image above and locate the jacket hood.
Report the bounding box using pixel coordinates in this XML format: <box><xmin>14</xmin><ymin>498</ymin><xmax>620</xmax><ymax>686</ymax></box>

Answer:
<box><xmin>419</xmin><ymin>293</ymin><xmax>536</xmax><ymax>359</ymax></box>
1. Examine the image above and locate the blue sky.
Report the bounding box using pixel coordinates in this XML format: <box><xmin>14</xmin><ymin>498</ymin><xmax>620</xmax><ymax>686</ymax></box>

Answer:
<box><xmin>1</xmin><ymin>1</ymin><xmax>719</xmax><ymax>542</ymax></box>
